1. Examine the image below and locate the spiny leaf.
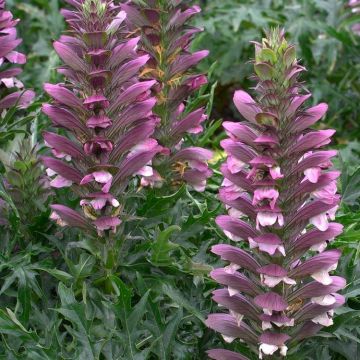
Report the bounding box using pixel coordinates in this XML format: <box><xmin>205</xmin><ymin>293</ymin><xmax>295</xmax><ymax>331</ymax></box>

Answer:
<box><xmin>150</xmin><ymin>225</ymin><xmax>180</xmax><ymax>266</ymax></box>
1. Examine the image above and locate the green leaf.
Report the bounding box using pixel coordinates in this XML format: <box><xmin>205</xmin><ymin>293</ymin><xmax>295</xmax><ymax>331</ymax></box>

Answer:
<box><xmin>6</xmin><ymin>308</ymin><xmax>30</xmax><ymax>334</ymax></box>
<box><xmin>18</xmin><ymin>283</ymin><xmax>31</xmax><ymax>323</ymax></box>
<box><xmin>57</xmin><ymin>282</ymin><xmax>76</xmax><ymax>306</ymax></box>
<box><xmin>55</xmin><ymin>283</ymin><xmax>97</xmax><ymax>360</ymax></box>
<box><xmin>110</xmin><ymin>276</ymin><xmax>132</xmax><ymax>312</ymax></box>
<box><xmin>162</xmin><ymin>284</ymin><xmax>205</xmax><ymax>322</ymax></box>
<box><xmin>35</xmin><ymin>267</ymin><xmax>73</xmax><ymax>283</ymax></box>
<box><xmin>111</xmin><ymin>276</ymin><xmax>139</xmax><ymax>359</ymax></box>
<box><xmin>342</xmin><ymin>167</ymin><xmax>360</xmax><ymax>205</ymax></box>
<box><xmin>150</xmin><ymin>226</ymin><xmax>180</xmax><ymax>266</ymax></box>
<box><xmin>137</xmin><ymin>185</ymin><xmax>187</xmax><ymax>217</ymax></box>
<box><xmin>163</xmin><ymin>308</ymin><xmax>183</xmax><ymax>357</ymax></box>
<box><xmin>67</xmin><ymin>253</ymin><xmax>96</xmax><ymax>281</ymax></box>
<box><xmin>128</xmin><ymin>291</ymin><xmax>150</xmax><ymax>334</ymax></box>
<box><xmin>135</xmin><ymin>273</ymin><xmax>166</xmax><ymax>359</ymax></box>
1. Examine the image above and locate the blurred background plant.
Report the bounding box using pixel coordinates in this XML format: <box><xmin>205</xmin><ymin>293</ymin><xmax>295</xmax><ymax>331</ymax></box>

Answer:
<box><xmin>0</xmin><ymin>0</ymin><xmax>359</xmax><ymax>359</ymax></box>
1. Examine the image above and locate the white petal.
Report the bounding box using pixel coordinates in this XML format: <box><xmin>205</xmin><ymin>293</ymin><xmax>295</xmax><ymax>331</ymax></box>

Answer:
<box><xmin>327</xmin><ymin>206</ymin><xmax>338</xmax><ymax>220</ymax></box>
<box><xmin>280</xmin><ymin>345</ymin><xmax>288</xmax><ymax>357</ymax></box>
<box><xmin>310</xmin><ymin>242</ymin><xmax>327</xmax><ymax>253</ymax></box>
<box><xmin>224</xmin><ymin>263</ymin><xmax>241</xmax><ymax>274</ymax></box>
<box><xmin>90</xmin><ymin>198</ymin><xmax>107</xmax><ymax>210</ymax></box>
<box><xmin>2</xmin><ymin>77</ymin><xmax>14</xmax><ymax>88</ymax></box>
<box><xmin>311</xmin><ymin>270</ymin><xmax>333</xmax><ymax>285</ymax></box>
<box><xmin>222</xmin><ymin>335</ymin><xmax>235</xmax><ymax>343</ymax></box>
<box><xmin>228</xmin><ymin>207</ymin><xmax>245</xmax><ymax>218</ymax></box>
<box><xmin>304</xmin><ymin>167</ymin><xmax>321</xmax><ymax>183</ymax></box>
<box><xmin>248</xmin><ymin>237</ymin><xmax>258</xmax><ymax>249</ymax></box>
<box><xmin>275</xmin><ymin>318</ymin><xmax>295</xmax><ymax>327</ymax></box>
<box><xmin>284</xmin><ymin>277</ymin><xmax>297</xmax><ymax>285</ymax></box>
<box><xmin>270</xmin><ymin>166</ymin><xmax>283</xmax><ymax>179</ymax></box>
<box><xmin>50</xmin><ymin>211</ymin><xmax>60</xmax><ymax>221</ymax></box>
<box><xmin>112</xmin><ymin>199</ymin><xmax>120</xmax><ymax>207</ymax></box>
<box><xmin>137</xmin><ymin>165</ymin><xmax>153</xmax><ymax>177</ymax></box>
<box><xmin>310</xmin><ymin>213</ymin><xmax>329</xmax><ymax>231</ymax></box>
<box><xmin>263</xmin><ymin>275</ymin><xmax>282</xmax><ymax>288</ymax></box>
<box><xmin>262</xmin><ymin>321</ymin><xmax>272</xmax><ymax>330</ymax></box>
<box><xmin>257</xmin><ymin>212</ymin><xmax>277</xmax><ymax>227</ymax></box>
<box><xmin>312</xmin><ymin>312</ymin><xmax>334</xmax><ymax>327</ymax></box>
<box><xmin>278</xmin><ymin>213</ymin><xmax>284</xmax><ymax>227</ymax></box>
<box><xmin>287</xmin><ymin>318</ymin><xmax>295</xmax><ymax>327</ymax></box>
<box><xmin>46</xmin><ymin>168</ymin><xmax>56</xmax><ymax>176</ymax></box>
<box><xmin>228</xmin><ymin>287</ymin><xmax>238</xmax><ymax>297</ymax></box>
<box><xmin>230</xmin><ymin>310</ymin><xmax>244</xmax><ymax>326</ymax></box>
<box><xmin>222</xmin><ymin>178</ymin><xmax>233</xmax><ymax>187</ymax></box>
<box><xmin>93</xmin><ymin>171</ymin><xmax>113</xmax><ymax>184</ymax></box>
<box><xmin>50</xmin><ymin>175</ymin><xmax>72</xmax><ymax>188</ymax></box>
<box><xmin>311</xmin><ymin>294</ymin><xmax>336</xmax><ymax>306</ymax></box>
<box><xmin>259</xmin><ymin>343</ymin><xmax>278</xmax><ymax>356</ymax></box>
<box><xmin>278</xmin><ymin>245</ymin><xmax>286</xmax><ymax>256</ymax></box>
<box><xmin>227</xmin><ymin>156</ymin><xmax>244</xmax><ymax>174</ymax></box>
<box><xmin>258</xmin><ymin>243</ymin><xmax>278</xmax><ymax>256</ymax></box>
<box><xmin>224</xmin><ymin>230</ymin><xmax>242</xmax><ymax>242</ymax></box>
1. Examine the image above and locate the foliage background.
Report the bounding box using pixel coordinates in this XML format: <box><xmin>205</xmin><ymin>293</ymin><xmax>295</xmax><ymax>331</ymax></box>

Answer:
<box><xmin>0</xmin><ymin>0</ymin><xmax>360</xmax><ymax>359</ymax></box>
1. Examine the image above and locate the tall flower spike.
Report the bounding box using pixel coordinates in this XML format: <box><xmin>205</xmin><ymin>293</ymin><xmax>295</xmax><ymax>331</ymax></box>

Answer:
<box><xmin>43</xmin><ymin>0</ymin><xmax>162</xmax><ymax>235</ymax></box>
<box><xmin>120</xmin><ymin>1</ymin><xmax>213</xmax><ymax>192</ymax></box>
<box><xmin>206</xmin><ymin>29</ymin><xmax>345</xmax><ymax>360</ymax></box>
<box><xmin>0</xmin><ymin>0</ymin><xmax>34</xmax><ymax>111</ymax></box>
<box><xmin>349</xmin><ymin>0</ymin><xmax>360</xmax><ymax>35</ymax></box>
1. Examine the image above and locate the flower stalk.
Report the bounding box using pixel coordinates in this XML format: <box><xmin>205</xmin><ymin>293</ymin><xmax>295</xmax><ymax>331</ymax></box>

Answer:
<box><xmin>206</xmin><ymin>29</ymin><xmax>345</xmax><ymax>360</ymax></box>
<box><xmin>0</xmin><ymin>0</ymin><xmax>34</xmax><ymax>113</ymax></box>
<box><xmin>43</xmin><ymin>0</ymin><xmax>162</xmax><ymax>237</ymax></box>
<box><xmin>121</xmin><ymin>0</ymin><xmax>213</xmax><ymax>192</ymax></box>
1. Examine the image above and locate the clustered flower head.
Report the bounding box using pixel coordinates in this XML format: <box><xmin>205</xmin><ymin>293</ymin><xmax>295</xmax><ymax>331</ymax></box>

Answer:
<box><xmin>206</xmin><ymin>28</ymin><xmax>345</xmax><ymax>360</ymax></box>
<box><xmin>42</xmin><ymin>0</ymin><xmax>162</xmax><ymax>235</ymax></box>
<box><xmin>349</xmin><ymin>0</ymin><xmax>360</xmax><ymax>35</ymax></box>
<box><xmin>120</xmin><ymin>0</ymin><xmax>213</xmax><ymax>192</ymax></box>
<box><xmin>0</xmin><ymin>0</ymin><xmax>34</xmax><ymax>111</ymax></box>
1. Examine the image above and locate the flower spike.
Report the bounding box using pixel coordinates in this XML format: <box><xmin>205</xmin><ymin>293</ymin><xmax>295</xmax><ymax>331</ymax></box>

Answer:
<box><xmin>43</xmin><ymin>0</ymin><xmax>162</xmax><ymax>235</ymax></box>
<box><xmin>121</xmin><ymin>0</ymin><xmax>213</xmax><ymax>192</ymax></box>
<box><xmin>0</xmin><ymin>0</ymin><xmax>34</xmax><ymax>111</ymax></box>
<box><xmin>206</xmin><ymin>28</ymin><xmax>345</xmax><ymax>359</ymax></box>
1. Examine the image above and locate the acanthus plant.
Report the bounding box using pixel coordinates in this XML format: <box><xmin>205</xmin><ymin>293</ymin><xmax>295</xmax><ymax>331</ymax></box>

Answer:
<box><xmin>42</xmin><ymin>0</ymin><xmax>162</xmax><ymax>238</ymax></box>
<box><xmin>206</xmin><ymin>29</ymin><xmax>346</xmax><ymax>360</ymax></box>
<box><xmin>120</xmin><ymin>0</ymin><xmax>213</xmax><ymax>192</ymax></box>
<box><xmin>0</xmin><ymin>0</ymin><xmax>35</xmax><ymax>143</ymax></box>
<box><xmin>1</xmin><ymin>141</ymin><xmax>53</xmax><ymax>245</ymax></box>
